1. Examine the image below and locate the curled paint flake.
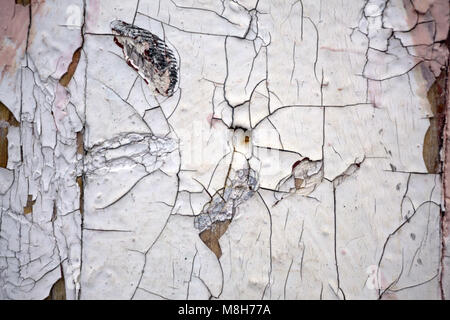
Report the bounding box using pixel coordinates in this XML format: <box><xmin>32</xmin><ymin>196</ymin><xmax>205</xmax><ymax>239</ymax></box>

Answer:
<box><xmin>84</xmin><ymin>133</ymin><xmax>177</xmax><ymax>175</ymax></box>
<box><xmin>111</xmin><ymin>20</ymin><xmax>178</xmax><ymax>97</ymax></box>
<box><xmin>275</xmin><ymin>158</ymin><xmax>323</xmax><ymax>199</ymax></box>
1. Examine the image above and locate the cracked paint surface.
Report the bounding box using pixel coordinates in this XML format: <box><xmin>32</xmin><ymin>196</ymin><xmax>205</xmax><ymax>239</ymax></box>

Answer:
<box><xmin>0</xmin><ymin>0</ymin><xmax>449</xmax><ymax>300</ymax></box>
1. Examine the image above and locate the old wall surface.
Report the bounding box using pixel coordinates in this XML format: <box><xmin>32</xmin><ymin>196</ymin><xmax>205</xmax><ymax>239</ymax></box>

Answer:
<box><xmin>0</xmin><ymin>0</ymin><xmax>449</xmax><ymax>299</ymax></box>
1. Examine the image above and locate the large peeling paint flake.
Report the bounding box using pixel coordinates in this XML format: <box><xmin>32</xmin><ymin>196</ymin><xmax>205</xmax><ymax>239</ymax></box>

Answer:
<box><xmin>0</xmin><ymin>0</ymin><xmax>449</xmax><ymax>300</ymax></box>
<box><xmin>111</xmin><ymin>20</ymin><xmax>178</xmax><ymax>97</ymax></box>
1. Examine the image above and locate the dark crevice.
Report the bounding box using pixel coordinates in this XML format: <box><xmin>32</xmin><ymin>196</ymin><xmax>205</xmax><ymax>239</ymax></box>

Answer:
<box><xmin>59</xmin><ymin>47</ymin><xmax>82</xmax><ymax>87</ymax></box>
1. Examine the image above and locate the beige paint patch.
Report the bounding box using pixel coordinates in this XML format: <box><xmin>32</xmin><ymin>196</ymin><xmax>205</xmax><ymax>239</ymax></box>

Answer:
<box><xmin>0</xmin><ymin>101</ymin><xmax>19</xmax><ymax>168</ymax></box>
<box><xmin>199</xmin><ymin>220</ymin><xmax>231</xmax><ymax>259</ymax></box>
<box><xmin>45</xmin><ymin>277</ymin><xmax>66</xmax><ymax>300</ymax></box>
<box><xmin>23</xmin><ymin>194</ymin><xmax>36</xmax><ymax>214</ymax></box>
<box><xmin>423</xmin><ymin>72</ymin><xmax>447</xmax><ymax>173</ymax></box>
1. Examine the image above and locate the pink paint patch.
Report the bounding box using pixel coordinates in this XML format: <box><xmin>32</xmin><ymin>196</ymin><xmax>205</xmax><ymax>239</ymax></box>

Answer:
<box><xmin>86</xmin><ymin>0</ymin><xmax>101</xmax><ymax>33</ymax></box>
<box><xmin>319</xmin><ymin>46</ymin><xmax>365</xmax><ymax>55</ymax></box>
<box><xmin>0</xmin><ymin>2</ymin><xmax>30</xmax><ymax>79</ymax></box>
<box><xmin>403</xmin><ymin>0</ymin><xmax>449</xmax><ymax>77</ymax></box>
<box><xmin>412</xmin><ymin>0</ymin><xmax>435</xmax><ymax>14</ymax></box>
<box><xmin>53</xmin><ymin>83</ymin><xmax>69</xmax><ymax>125</ymax></box>
<box><xmin>206</xmin><ymin>113</ymin><xmax>220</xmax><ymax>128</ymax></box>
<box><xmin>367</xmin><ymin>80</ymin><xmax>383</xmax><ymax>108</ymax></box>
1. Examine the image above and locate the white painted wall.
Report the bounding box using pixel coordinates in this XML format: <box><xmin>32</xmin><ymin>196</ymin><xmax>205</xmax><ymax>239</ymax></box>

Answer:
<box><xmin>0</xmin><ymin>0</ymin><xmax>448</xmax><ymax>299</ymax></box>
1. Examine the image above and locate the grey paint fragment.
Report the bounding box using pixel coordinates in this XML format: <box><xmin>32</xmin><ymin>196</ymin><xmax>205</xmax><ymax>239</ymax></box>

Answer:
<box><xmin>194</xmin><ymin>168</ymin><xmax>259</xmax><ymax>233</ymax></box>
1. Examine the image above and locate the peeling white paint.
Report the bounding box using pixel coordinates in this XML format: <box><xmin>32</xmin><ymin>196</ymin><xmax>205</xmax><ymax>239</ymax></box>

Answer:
<box><xmin>0</xmin><ymin>0</ymin><xmax>448</xmax><ymax>300</ymax></box>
